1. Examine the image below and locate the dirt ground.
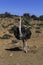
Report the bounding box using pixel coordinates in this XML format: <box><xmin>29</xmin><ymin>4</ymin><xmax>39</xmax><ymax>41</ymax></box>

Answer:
<box><xmin>0</xmin><ymin>38</ymin><xmax>43</xmax><ymax>65</ymax></box>
<box><xmin>0</xmin><ymin>18</ymin><xmax>43</xmax><ymax>65</ymax></box>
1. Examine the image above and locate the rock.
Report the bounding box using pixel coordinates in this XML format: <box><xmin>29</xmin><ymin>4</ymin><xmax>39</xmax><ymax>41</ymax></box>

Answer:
<box><xmin>10</xmin><ymin>53</ymin><xmax>13</xmax><ymax>56</ymax></box>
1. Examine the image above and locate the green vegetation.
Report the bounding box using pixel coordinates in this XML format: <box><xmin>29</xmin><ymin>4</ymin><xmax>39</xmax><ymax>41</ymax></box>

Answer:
<box><xmin>35</xmin><ymin>30</ymin><xmax>41</xmax><ymax>33</ymax></box>
<box><xmin>23</xmin><ymin>13</ymin><xmax>31</xmax><ymax>26</ymax></box>
<box><xmin>31</xmin><ymin>15</ymin><xmax>39</xmax><ymax>20</ymax></box>
<box><xmin>39</xmin><ymin>15</ymin><xmax>43</xmax><ymax>21</ymax></box>
<box><xmin>12</xmin><ymin>39</ymin><xmax>18</xmax><ymax>43</ymax></box>
<box><xmin>0</xmin><ymin>12</ymin><xmax>43</xmax><ymax>21</ymax></box>
<box><xmin>2</xmin><ymin>23</ymin><xmax>14</xmax><ymax>28</ymax></box>
<box><xmin>0</xmin><ymin>34</ymin><xmax>12</xmax><ymax>39</ymax></box>
<box><xmin>0</xmin><ymin>12</ymin><xmax>43</xmax><ymax>28</ymax></box>
<box><xmin>0</xmin><ymin>12</ymin><xmax>13</xmax><ymax>18</ymax></box>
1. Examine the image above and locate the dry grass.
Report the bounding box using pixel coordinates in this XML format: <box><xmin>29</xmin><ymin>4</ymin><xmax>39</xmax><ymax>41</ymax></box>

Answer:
<box><xmin>0</xmin><ymin>18</ymin><xmax>43</xmax><ymax>65</ymax></box>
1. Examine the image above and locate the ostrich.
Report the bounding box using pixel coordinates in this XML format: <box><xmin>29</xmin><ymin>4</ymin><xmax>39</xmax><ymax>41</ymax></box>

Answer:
<box><xmin>9</xmin><ymin>17</ymin><xmax>31</xmax><ymax>53</ymax></box>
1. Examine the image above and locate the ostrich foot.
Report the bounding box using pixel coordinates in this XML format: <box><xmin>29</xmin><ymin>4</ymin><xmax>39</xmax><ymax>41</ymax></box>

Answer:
<box><xmin>27</xmin><ymin>48</ymin><xmax>30</xmax><ymax>51</ymax></box>
<box><xmin>23</xmin><ymin>47</ymin><xmax>30</xmax><ymax>53</ymax></box>
<box><xmin>23</xmin><ymin>47</ymin><xmax>28</xmax><ymax>53</ymax></box>
<box><xmin>24</xmin><ymin>50</ymin><xmax>27</xmax><ymax>53</ymax></box>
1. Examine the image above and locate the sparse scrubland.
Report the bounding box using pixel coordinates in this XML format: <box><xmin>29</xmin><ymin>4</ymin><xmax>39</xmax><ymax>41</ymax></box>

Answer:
<box><xmin>0</xmin><ymin>12</ymin><xmax>43</xmax><ymax>65</ymax></box>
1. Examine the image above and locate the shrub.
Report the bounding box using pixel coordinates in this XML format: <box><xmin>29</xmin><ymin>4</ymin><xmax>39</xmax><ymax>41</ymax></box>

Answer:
<box><xmin>0</xmin><ymin>12</ymin><xmax>13</xmax><ymax>18</ymax></box>
<box><xmin>38</xmin><ymin>24</ymin><xmax>43</xmax><ymax>27</ymax></box>
<box><xmin>31</xmin><ymin>15</ymin><xmax>39</xmax><ymax>20</ymax></box>
<box><xmin>23</xmin><ymin>13</ymin><xmax>31</xmax><ymax>26</ymax></box>
<box><xmin>35</xmin><ymin>30</ymin><xmax>41</xmax><ymax>33</ymax></box>
<box><xmin>39</xmin><ymin>15</ymin><xmax>43</xmax><ymax>21</ymax></box>
<box><xmin>23</xmin><ymin>13</ymin><xmax>30</xmax><ymax>20</ymax></box>
<box><xmin>35</xmin><ymin>26</ymin><xmax>40</xmax><ymax>29</ymax></box>
<box><xmin>1</xmin><ymin>34</ymin><xmax>12</xmax><ymax>39</ymax></box>
<box><xmin>1</xmin><ymin>24</ymin><xmax>8</xmax><ymax>28</ymax></box>
<box><xmin>12</xmin><ymin>39</ymin><xmax>18</xmax><ymax>43</ymax></box>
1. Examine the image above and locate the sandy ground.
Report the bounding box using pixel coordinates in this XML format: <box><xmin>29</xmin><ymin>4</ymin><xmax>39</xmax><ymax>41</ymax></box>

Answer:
<box><xmin>0</xmin><ymin>38</ymin><xmax>43</xmax><ymax>65</ymax></box>
<box><xmin>0</xmin><ymin>18</ymin><xmax>43</xmax><ymax>65</ymax></box>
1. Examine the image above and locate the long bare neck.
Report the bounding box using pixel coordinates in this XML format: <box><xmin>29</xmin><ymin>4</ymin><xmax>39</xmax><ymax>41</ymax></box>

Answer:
<box><xmin>19</xmin><ymin>17</ymin><xmax>22</xmax><ymax>35</ymax></box>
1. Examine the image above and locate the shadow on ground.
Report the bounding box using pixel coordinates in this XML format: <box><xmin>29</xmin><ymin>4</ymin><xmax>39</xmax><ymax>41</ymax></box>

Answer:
<box><xmin>5</xmin><ymin>47</ymin><xmax>22</xmax><ymax>51</ymax></box>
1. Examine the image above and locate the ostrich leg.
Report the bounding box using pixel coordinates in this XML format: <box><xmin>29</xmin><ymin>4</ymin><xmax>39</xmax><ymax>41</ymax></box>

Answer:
<box><xmin>23</xmin><ymin>39</ymin><xmax>28</xmax><ymax>53</ymax></box>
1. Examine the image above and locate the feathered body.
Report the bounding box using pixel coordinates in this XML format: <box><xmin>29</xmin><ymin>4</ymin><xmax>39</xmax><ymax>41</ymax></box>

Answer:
<box><xmin>10</xmin><ymin>26</ymin><xmax>31</xmax><ymax>40</ymax></box>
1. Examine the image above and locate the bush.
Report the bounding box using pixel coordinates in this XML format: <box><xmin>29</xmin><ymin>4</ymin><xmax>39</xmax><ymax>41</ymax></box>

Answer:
<box><xmin>23</xmin><ymin>13</ymin><xmax>31</xmax><ymax>26</ymax></box>
<box><xmin>35</xmin><ymin>30</ymin><xmax>41</xmax><ymax>33</ymax></box>
<box><xmin>12</xmin><ymin>39</ymin><xmax>18</xmax><ymax>43</ymax></box>
<box><xmin>4</xmin><ymin>12</ymin><xmax>12</xmax><ymax>18</ymax></box>
<box><xmin>0</xmin><ymin>12</ymin><xmax>13</xmax><ymax>18</ymax></box>
<box><xmin>31</xmin><ymin>15</ymin><xmax>39</xmax><ymax>20</ymax></box>
<box><xmin>23</xmin><ymin>13</ymin><xmax>30</xmax><ymax>20</ymax></box>
<box><xmin>1</xmin><ymin>24</ymin><xmax>8</xmax><ymax>28</ymax></box>
<box><xmin>38</xmin><ymin>24</ymin><xmax>43</xmax><ymax>27</ymax></box>
<box><xmin>35</xmin><ymin>26</ymin><xmax>40</xmax><ymax>29</ymax></box>
<box><xmin>39</xmin><ymin>15</ymin><xmax>43</xmax><ymax>21</ymax></box>
<box><xmin>1</xmin><ymin>34</ymin><xmax>12</xmax><ymax>39</ymax></box>
<box><xmin>24</xmin><ymin>20</ymin><xmax>30</xmax><ymax>26</ymax></box>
